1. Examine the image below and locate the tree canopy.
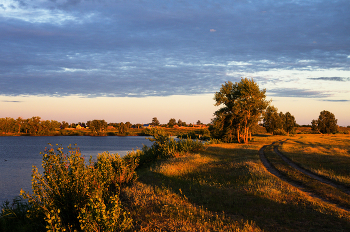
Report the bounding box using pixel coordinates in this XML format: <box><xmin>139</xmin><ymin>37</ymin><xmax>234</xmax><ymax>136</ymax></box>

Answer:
<box><xmin>151</xmin><ymin>117</ymin><xmax>160</xmax><ymax>126</ymax></box>
<box><xmin>312</xmin><ymin>110</ymin><xmax>338</xmax><ymax>134</ymax></box>
<box><xmin>167</xmin><ymin>118</ymin><xmax>177</xmax><ymax>128</ymax></box>
<box><xmin>263</xmin><ymin>106</ymin><xmax>297</xmax><ymax>135</ymax></box>
<box><xmin>210</xmin><ymin>78</ymin><xmax>270</xmax><ymax>143</ymax></box>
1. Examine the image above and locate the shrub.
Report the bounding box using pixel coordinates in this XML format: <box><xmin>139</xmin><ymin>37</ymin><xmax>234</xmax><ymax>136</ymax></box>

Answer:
<box><xmin>273</xmin><ymin>129</ymin><xmax>287</xmax><ymax>135</ymax></box>
<box><xmin>20</xmin><ymin>145</ymin><xmax>132</xmax><ymax>232</ymax></box>
<box><xmin>128</xmin><ymin>128</ymin><xmax>205</xmax><ymax>168</ymax></box>
<box><xmin>95</xmin><ymin>151</ymin><xmax>139</xmax><ymax>197</ymax></box>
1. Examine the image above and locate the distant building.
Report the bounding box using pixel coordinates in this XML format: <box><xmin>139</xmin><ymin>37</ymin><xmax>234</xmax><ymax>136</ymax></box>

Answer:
<box><xmin>76</xmin><ymin>125</ymin><xmax>85</xmax><ymax>130</ymax></box>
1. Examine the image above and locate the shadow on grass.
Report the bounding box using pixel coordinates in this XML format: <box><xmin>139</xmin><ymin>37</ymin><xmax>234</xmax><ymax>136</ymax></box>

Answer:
<box><xmin>137</xmin><ymin>145</ymin><xmax>350</xmax><ymax>232</ymax></box>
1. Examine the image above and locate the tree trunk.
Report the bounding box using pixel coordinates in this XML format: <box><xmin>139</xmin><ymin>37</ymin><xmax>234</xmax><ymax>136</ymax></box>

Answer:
<box><xmin>236</xmin><ymin>128</ymin><xmax>241</xmax><ymax>143</ymax></box>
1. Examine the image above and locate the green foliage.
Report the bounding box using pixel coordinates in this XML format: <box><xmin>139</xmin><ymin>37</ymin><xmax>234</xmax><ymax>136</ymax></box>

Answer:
<box><xmin>129</xmin><ymin>128</ymin><xmax>205</xmax><ymax>168</ymax></box>
<box><xmin>78</xmin><ymin>195</ymin><xmax>132</xmax><ymax>232</ymax></box>
<box><xmin>263</xmin><ymin>106</ymin><xmax>281</xmax><ymax>133</ymax></box>
<box><xmin>151</xmin><ymin>117</ymin><xmax>160</xmax><ymax>126</ymax></box>
<box><xmin>95</xmin><ymin>152</ymin><xmax>139</xmax><ymax>195</ymax></box>
<box><xmin>0</xmin><ymin>116</ymin><xmax>60</xmax><ymax>135</ymax></box>
<box><xmin>20</xmin><ymin>145</ymin><xmax>133</xmax><ymax>231</ymax></box>
<box><xmin>273</xmin><ymin>128</ymin><xmax>287</xmax><ymax>135</ymax></box>
<box><xmin>312</xmin><ymin>110</ymin><xmax>338</xmax><ymax>134</ymax></box>
<box><xmin>87</xmin><ymin>119</ymin><xmax>108</xmax><ymax>133</ymax></box>
<box><xmin>178</xmin><ymin>129</ymin><xmax>211</xmax><ymax>140</ymax></box>
<box><xmin>284</xmin><ymin>112</ymin><xmax>297</xmax><ymax>134</ymax></box>
<box><xmin>263</xmin><ymin>106</ymin><xmax>297</xmax><ymax>135</ymax></box>
<box><xmin>211</xmin><ymin>78</ymin><xmax>269</xmax><ymax>143</ymax></box>
<box><xmin>167</xmin><ymin>118</ymin><xmax>177</xmax><ymax>128</ymax></box>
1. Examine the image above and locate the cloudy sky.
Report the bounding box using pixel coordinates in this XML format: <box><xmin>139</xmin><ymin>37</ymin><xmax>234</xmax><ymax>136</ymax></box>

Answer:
<box><xmin>1</xmin><ymin>0</ymin><xmax>349</xmax><ymax>125</ymax></box>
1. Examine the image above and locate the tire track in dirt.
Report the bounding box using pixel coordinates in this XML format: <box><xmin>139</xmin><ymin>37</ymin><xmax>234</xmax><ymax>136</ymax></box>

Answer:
<box><xmin>274</xmin><ymin>141</ymin><xmax>350</xmax><ymax>195</ymax></box>
<box><xmin>259</xmin><ymin>145</ymin><xmax>315</xmax><ymax>192</ymax></box>
<box><xmin>259</xmin><ymin>144</ymin><xmax>350</xmax><ymax>212</ymax></box>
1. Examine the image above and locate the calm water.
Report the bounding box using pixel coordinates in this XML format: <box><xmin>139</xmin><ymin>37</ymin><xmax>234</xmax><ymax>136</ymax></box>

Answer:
<box><xmin>0</xmin><ymin>136</ymin><xmax>153</xmax><ymax>203</ymax></box>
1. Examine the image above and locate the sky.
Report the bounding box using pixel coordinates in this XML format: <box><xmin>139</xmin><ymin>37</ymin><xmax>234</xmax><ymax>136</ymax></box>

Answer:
<box><xmin>0</xmin><ymin>0</ymin><xmax>349</xmax><ymax>126</ymax></box>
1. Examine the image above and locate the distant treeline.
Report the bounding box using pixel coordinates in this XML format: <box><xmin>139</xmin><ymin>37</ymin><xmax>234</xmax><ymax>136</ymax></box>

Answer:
<box><xmin>0</xmin><ymin>116</ymin><xmax>60</xmax><ymax>135</ymax></box>
<box><xmin>0</xmin><ymin>116</ymin><xmax>208</xmax><ymax>136</ymax></box>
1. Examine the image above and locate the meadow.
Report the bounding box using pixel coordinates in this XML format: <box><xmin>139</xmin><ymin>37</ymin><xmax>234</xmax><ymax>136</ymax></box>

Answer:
<box><xmin>1</xmin><ymin>133</ymin><xmax>350</xmax><ymax>231</ymax></box>
<box><xmin>123</xmin><ymin>134</ymin><xmax>350</xmax><ymax>231</ymax></box>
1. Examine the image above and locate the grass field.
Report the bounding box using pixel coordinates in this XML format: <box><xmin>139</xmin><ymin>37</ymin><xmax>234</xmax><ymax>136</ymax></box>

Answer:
<box><xmin>279</xmin><ymin>134</ymin><xmax>350</xmax><ymax>186</ymax></box>
<box><xmin>121</xmin><ymin>134</ymin><xmax>350</xmax><ymax>231</ymax></box>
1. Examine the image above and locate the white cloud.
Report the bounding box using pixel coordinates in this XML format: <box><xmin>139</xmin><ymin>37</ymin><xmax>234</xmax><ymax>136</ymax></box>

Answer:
<box><xmin>62</xmin><ymin>68</ymin><xmax>99</xmax><ymax>73</ymax></box>
<box><xmin>227</xmin><ymin>61</ymin><xmax>252</xmax><ymax>66</ymax></box>
<box><xmin>297</xmin><ymin>59</ymin><xmax>316</xmax><ymax>63</ymax></box>
<box><xmin>0</xmin><ymin>0</ymin><xmax>95</xmax><ymax>25</ymax></box>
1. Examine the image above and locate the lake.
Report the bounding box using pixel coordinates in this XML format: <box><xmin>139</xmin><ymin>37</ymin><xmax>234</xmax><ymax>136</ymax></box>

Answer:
<box><xmin>0</xmin><ymin>136</ymin><xmax>153</xmax><ymax>203</ymax></box>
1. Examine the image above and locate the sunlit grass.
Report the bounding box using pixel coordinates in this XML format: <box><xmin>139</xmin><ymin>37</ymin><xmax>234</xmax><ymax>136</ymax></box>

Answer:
<box><xmin>121</xmin><ymin>182</ymin><xmax>260</xmax><ymax>231</ymax></box>
<box><xmin>150</xmin><ymin>153</ymin><xmax>215</xmax><ymax>177</ymax></box>
<box><xmin>280</xmin><ymin>134</ymin><xmax>350</xmax><ymax>186</ymax></box>
<box><xmin>264</xmin><ymin>144</ymin><xmax>350</xmax><ymax>210</ymax></box>
<box><xmin>121</xmin><ymin>135</ymin><xmax>350</xmax><ymax>231</ymax></box>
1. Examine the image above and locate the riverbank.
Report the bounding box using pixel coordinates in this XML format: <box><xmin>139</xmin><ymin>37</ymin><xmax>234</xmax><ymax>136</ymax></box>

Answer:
<box><xmin>0</xmin><ymin>126</ymin><xmax>210</xmax><ymax>137</ymax></box>
<box><xmin>2</xmin><ymin>134</ymin><xmax>350</xmax><ymax>231</ymax></box>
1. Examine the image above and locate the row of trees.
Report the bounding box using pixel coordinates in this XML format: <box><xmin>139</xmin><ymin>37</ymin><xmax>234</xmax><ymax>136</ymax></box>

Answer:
<box><xmin>209</xmin><ymin>78</ymin><xmax>339</xmax><ymax>144</ymax></box>
<box><xmin>263</xmin><ymin>106</ymin><xmax>297</xmax><ymax>135</ymax></box>
<box><xmin>0</xmin><ymin>116</ymin><xmax>206</xmax><ymax>135</ymax></box>
<box><xmin>0</xmin><ymin>117</ymin><xmax>61</xmax><ymax>135</ymax></box>
<box><xmin>165</xmin><ymin>118</ymin><xmax>203</xmax><ymax>128</ymax></box>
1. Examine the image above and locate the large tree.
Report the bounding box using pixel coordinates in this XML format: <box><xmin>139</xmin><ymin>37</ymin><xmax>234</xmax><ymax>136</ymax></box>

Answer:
<box><xmin>211</xmin><ymin>78</ymin><xmax>269</xmax><ymax>143</ymax></box>
<box><xmin>312</xmin><ymin>110</ymin><xmax>338</xmax><ymax>134</ymax></box>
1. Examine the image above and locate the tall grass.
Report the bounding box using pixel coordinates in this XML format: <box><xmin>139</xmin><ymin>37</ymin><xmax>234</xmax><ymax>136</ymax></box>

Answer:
<box><xmin>264</xmin><ymin>144</ymin><xmax>350</xmax><ymax>209</ymax></box>
<box><xmin>130</xmin><ymin>135</ymin><xmax>350</xmax><ymax>231</ymax></box>
<box><xmin>279</xmin><ymin>134</ymin><xmax>350</xmax><ymax>186</ymax></box>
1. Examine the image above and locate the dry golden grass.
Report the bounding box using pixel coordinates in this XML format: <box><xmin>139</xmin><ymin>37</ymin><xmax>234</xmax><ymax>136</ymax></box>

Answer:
<box><xmin>264</xmin><ymin>144</ymin><xmax>350</xmax><ymax>211</ymax></box>
<box><xmin>280</xmin><ymin>134</ymin><xmax>350</xmax><ymax>186</ymax></box>
<box><xmin>119</xmin><ymin>134</ymin><xmax>350</xmax><ymax>231</ymax></box>
<box><xmin>121</xmin><ymin>182</ymin><xmax>260</xmax><ymax>232</ymax></box>
<box><xmin>150</xmin><ymin>153</ymin><xmax>215</xmax><ymax>177</ymax></box>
